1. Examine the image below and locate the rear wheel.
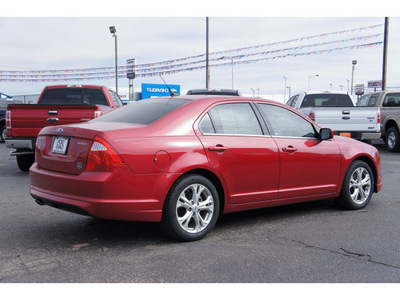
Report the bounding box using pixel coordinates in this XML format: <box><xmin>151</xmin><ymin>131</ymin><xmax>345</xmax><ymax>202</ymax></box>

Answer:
<box><xmin>161</xmin><ymin>174</ymin><xmax>220</xmax><ymax>242</ymax></box>
<box><xmin>16</xmin><ymin>154</ymin><xmax>35</xmax><ymax>172</ymax></box>
<box><xmin>335</xmin><ymin>160</ymin><xmax>374</xmax><ymax>210</ymax></box>
<box><xmin>385</xmin><ymin>127</ymin><xmax>400</xmax><ymax>152</ymax></box>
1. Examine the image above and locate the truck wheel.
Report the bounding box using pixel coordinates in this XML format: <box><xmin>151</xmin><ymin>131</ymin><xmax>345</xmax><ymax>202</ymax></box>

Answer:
<box><xmin>385</xmin><ymin>127</ymin><xmax>400</xmax><ymax>152</ymax></box>
<box><xmin>0</xmin><ymin>125</ymin><xmax>7</xmax><ymax>143</ymax></box>
<box><xmin>161</xmin><ymin>174</ymin><xmax>220</xmax><ymax>242</ymax></box>
<box><xmin>335</xmin><ymin>160</ymin><xmax>374</xmax><ymax>210</ymax></box>
<box><xmin>16</xmin><ymin>154</ymin><xmax>35</xmax><ymax>172</ymax></box>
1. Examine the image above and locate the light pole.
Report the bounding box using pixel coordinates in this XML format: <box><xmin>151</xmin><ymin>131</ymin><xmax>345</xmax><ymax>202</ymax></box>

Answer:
<box><xmin>308</xmin><ymin>74</ymin><xmax>319</xmax><ymax>90</ymax></box>
<box><xmin>351</xmin><ymin>60</ymin><xmax>357</xmax><ymax>96</ymax></box>
<box><xmin>251</xmin><ymin>88</ymin><xmax>255</xmax><ymax>98</ymax></box>
<box><xmin>287</xmin><ymin>86</ymin><xmax>291</xmax><ymax>99</ymax></box>
<box><xmin>109</xmin><ymin>26</ymin><xmax>118</xmax><ymax>95</ymax></box>
<box><xmin>283</xmin><ymin>76</ymin><xmax>287</xmax><ymax>102</ymax></box>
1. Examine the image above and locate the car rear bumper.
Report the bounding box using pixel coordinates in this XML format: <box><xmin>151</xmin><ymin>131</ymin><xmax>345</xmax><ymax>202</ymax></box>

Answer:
<box><xmin>29</xmin><ymin>163</ymin><xmax>180</xmax><ymax>222</ymax></box>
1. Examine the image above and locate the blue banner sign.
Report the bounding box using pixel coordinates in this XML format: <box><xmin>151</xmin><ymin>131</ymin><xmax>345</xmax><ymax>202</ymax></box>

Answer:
<box><xmin>141</xmin><ymin>83</ymin><xmax>180</xmax><ymax>99</ymax></box>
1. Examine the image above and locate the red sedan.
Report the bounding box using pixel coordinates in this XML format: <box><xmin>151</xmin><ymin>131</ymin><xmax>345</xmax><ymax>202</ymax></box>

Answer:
<box><xmin>30</xmin><ymin>96</ymin><xmax>382</xmax><ymax>241</ymax></box>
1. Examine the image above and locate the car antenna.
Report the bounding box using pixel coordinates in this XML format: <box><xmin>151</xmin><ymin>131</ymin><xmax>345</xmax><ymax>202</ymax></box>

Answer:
<box><xmin>159</xmin><ymin>74</ymin><xmax>175</xmax><ymax>97</ymax></box>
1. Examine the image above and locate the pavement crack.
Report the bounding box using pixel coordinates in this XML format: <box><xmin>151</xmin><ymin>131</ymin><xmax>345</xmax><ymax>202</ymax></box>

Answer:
<box><xmin>289</xmin><ymin>238</ymin><xmax>400</xmax><ymax>270</ymax></box>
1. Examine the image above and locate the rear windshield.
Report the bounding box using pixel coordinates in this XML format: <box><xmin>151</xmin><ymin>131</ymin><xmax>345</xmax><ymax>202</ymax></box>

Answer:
<box><xmin>93</xmin><ymin>98</ymin><xmax>190</xmax><ymax>125</ymax></box>
<box><xmin>39</xmin><ymin>88</ymin><xmax>109</xmax><ymax>106</ymax></box>
<box><xmin>301</xmin><ymin>94</ymin><xmax>354</xmax><ymax>108</ymax></box>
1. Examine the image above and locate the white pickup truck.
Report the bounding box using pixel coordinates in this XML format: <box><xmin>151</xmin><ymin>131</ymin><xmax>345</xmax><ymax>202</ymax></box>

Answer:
<box><xmin>286</xmin><ymin>91</ymin><xmax>381</xmax><ymax>141</ymax></box>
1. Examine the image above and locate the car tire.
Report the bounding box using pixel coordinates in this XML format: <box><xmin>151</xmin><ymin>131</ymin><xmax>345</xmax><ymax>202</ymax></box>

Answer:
<box><xmin>385</xmin><ymin>127</ymin><xmax>400</xmax><ymax>152</ymax></box>
<box><xmin>335</xmin><ymin>160</ymin><xmax>374</xmax><ymax>210</ymax></box>
<box><xmin>161</xmin><ymin>174</ymin><xmax>220</xmax><ymax>242</ymax></box>
<box><xmin>0</xmin><ymin>125</ymin><xmax>6</xmax><ymax>143</ymax></box>
<box><xmin>16</xmin><ymin>154</ymin><xmax>35</xmax><ymax>172</ymax></box>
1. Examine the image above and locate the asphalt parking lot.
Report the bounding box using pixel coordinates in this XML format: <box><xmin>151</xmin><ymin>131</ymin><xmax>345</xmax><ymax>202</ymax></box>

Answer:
<box><xmin>0</xmin><ymin>141</ymin><xmax>399</xmax><ymax>283</ymax></box>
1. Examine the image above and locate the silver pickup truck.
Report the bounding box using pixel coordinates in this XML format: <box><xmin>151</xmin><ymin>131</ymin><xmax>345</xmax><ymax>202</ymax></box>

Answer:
<box><xmin>356</xmin><ymin>90</ymin><xmax>400</xmax><ymax>152</ymax></box>
<box><xmin>286</xmin><ymin>91</ymin><xmax>381</xmax><ymax>141</ymax></box>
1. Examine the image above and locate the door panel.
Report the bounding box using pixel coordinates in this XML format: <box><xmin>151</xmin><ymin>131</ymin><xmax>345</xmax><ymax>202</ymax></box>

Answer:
<box><xmin>199</xmin><ymin>135</ymin><xmax>280</xmax><ymax>204</ymax></box>
<box><xmin>273</xmin><ymin>137</ymin><xmax>341</xmax><ymax>198</ymax></box>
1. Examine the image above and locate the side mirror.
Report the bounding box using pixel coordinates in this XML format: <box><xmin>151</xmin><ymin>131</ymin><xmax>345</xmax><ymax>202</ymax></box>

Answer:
<box><xmin>319</xmin><ymin>128</ymin><xmax>333</xmax><ymax>140</ymax></box>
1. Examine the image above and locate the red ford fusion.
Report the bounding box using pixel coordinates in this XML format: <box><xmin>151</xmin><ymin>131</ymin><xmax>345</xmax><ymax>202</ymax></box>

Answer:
<box><xmin>30</xmin><ymin>96</ymin><xmax>382</xmax><ymax>241</ymax></box>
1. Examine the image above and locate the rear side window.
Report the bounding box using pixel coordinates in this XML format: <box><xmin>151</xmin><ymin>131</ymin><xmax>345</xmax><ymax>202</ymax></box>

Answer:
<box><xmin>301</xmin><ymin>94</ymin><xmax>353</xmax><ymax>107</ymax></box>
<box><xmin>93</xmin><ymin>98</ymin><xmax>190</xmax><ymax>125</ymax></box>
<box><xmin>200</xmin><ymin>103</ymin><xmax>263</xmax><ymax>135</ymax></box>
<box><xmin>39</xmin><ymin>88</ymin><xmax>107</xmax><ymax>106</ymax></box>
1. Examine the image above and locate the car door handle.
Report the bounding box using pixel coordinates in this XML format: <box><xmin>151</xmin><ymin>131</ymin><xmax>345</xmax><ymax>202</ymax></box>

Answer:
<box><xmin>208</xmin><ymin>145</ymin><xmax>228</xmax><ymax>152</ymax></box>
<box><xmin>282</xmin><ymin>146</ymin><xmax>298</xmax><ymax>153</ymax></box>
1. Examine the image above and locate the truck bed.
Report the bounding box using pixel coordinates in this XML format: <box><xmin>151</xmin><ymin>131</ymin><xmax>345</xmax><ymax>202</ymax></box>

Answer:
<box><xmin>7</xmin><ymin>104</ymin><xmax>107</xmax><ymax>138</ymax></box>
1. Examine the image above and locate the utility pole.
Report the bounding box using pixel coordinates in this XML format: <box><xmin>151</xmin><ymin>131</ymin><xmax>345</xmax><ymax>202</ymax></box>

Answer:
<box><xmin>382</xmin><ymin>17</ymin><xmax>389</xmax><ymax>91</ymax></box>
<box><xmin>206</xmin><ymin>17</ymin><xmax>210</xmax><ymax>89</ymax></box>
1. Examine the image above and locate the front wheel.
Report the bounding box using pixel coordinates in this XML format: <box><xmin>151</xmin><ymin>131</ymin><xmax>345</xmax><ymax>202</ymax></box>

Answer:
<box><xmin>335</xmin><ymin>160</ymin><xmax>374</xmax><ymax>210</ymax></box>
<box><xmin>161</xmin><ymin>174</ymin><xmax>220</xmax><ymax>242</ymax></box>
<box><xmin>385</xmin><ymin>127</ymin><xmax>400</xmax><ymax>152</ymax></box>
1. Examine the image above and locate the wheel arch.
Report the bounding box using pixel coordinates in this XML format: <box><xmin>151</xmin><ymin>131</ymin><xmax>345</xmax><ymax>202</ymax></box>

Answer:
<box><xmin>168</xmin><ymin>168</ymin><xmax>226</xmax><ymax>216</ymax></box>
<box><xmin>350</xmin><ymin>155</ymin><xmax>378</xmax><ymax>193</ymax></box>
<box><xmin>384</xmin><ymin>119</ymin><xmax>399</xmax><ymax>133</ymax></box>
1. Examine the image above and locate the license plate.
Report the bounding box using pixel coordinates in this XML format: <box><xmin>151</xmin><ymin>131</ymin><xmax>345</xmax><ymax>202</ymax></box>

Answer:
<box><xmin>340</xmin><ymin>132</ymin><xmax>351</xmax><ymax>138</ymax></box>
<box><xmin>51</xmin><ymin>137</ymin><xmax>69</xmax><ymax>154</ymax></box>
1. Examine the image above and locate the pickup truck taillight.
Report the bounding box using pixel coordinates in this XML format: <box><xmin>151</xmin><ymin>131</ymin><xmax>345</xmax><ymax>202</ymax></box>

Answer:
<box><xmin>377</xmin><ymin>111</ymin><xmax>381</xmax><ymax>124</ymax></box>
<box><xmin>94</xmin><ymin>111</ymin><xmax>103</xmax><ymax>118</ymax></box>
<box><xmin>86</xmin><ymin>137</ymin><xmax>125</xmax><ymax>170</ymax></box>
<box><xmin>308</xmin><ymin>112</ymin><xmax>315</xmax><ymax>122</ymax></box>
<box><xmin>6</xmin><ymin>111</ymin><xmax>11</xmax><ymax>128</ymax></box>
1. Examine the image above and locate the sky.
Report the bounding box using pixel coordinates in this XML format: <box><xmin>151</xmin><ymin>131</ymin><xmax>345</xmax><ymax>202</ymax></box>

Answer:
<box><xmin>1</xmin><ymin>1</ymin><xmax>399</xmax><ymax>103</ymax></box>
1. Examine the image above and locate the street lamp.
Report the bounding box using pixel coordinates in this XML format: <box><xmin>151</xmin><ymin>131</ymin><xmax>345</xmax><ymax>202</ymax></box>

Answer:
<box><xmin>308</xmin><ymin>74</ymin><xmax>319</xmax><ymax>90</ymax></box>
<box><xmin>251</xmin><ymin>88</ymin><xmax>255</xmax><ymax>98</ymax></box>
<box><xmin>109</xmin><ymin>26</ymin><xmax>118</xmax><ymax>95</ymax></box>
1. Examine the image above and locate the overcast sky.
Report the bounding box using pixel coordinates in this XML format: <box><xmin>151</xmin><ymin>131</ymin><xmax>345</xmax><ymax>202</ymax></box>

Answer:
<box><xmin>1</xmin><ymin>1</ymin><xmax>399</xmax><ymax>102</ymax></box>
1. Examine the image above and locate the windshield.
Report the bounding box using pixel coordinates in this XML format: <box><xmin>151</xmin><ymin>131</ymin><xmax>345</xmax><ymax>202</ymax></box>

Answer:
<box><xmin>93</xmin><ymin>98</ymin><xmax>190</xmax><ymax>125</ymax></box>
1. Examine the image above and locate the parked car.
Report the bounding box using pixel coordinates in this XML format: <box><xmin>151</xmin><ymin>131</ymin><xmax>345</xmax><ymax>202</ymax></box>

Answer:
<box><xmin>286</xmin><ymin>91</ymin><xmax>381</xmax><ymax>141</ymax></box>
<box><xmin>0</xmin><ymin>99</ymin><xmax>22</xmax><ymax>142</ymax></box>
<box><xmin>30</xmin><ymin>96</ymin><xmax>382</xmax><ymax>241</ymax></box>
<box><xmin>355</xmin><ymin>90</ymin><xmax>400</xmax><ymax>152</ymax></box>
<box><xmin>187</xmin><ymin>89</ymin><xmax>242</xmax><ymax>96</ymax></box>
<box><xmin>5</xmin><ymin>85</ymin><xmax>123</xmax><ymax>171</ymax></box>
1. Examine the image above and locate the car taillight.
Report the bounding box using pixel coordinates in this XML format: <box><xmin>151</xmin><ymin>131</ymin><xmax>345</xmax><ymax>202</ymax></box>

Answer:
<box><xmin>94</xmin><ymin>110</ymin><xmax>102</xmax><ymax>118</ymax></box>
<box><xmin>308</xmin><ymin>111</ymin><xmax>315</xmax><ymax>121</ymax></box>
<box><xmin>6</xmin><ymin>111</ymin><xmax>11</xmax><ymax>128</ymax></box>
<box><xmin>86</xmin><ymin>137</ymin><xmax>124</xmax><ymax>170</ymax></box>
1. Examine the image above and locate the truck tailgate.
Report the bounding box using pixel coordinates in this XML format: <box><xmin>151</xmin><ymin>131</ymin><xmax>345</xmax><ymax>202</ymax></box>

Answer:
<box><xmin>314</xmin><ymin>107</ymin><xmax>380</xmax><ymax>132</ymax></box>
<box><xmin>7</xmin><ymin>104</ymin><xmax>99</xmax><ymax>138</ymax></box>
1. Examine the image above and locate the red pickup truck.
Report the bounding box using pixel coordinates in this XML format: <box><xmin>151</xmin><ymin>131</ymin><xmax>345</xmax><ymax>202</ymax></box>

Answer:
<box><xmin>6</xmin><ymin>85</ymin><xmax>123</xmax><ymax>171</ymax></box>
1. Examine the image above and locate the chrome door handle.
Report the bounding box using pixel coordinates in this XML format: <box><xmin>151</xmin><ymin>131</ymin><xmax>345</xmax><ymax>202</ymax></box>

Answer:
<box><xmin>47</xmin><ymin>117</ymin><xmax>59</xmax><ymax>122</ymax></box>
